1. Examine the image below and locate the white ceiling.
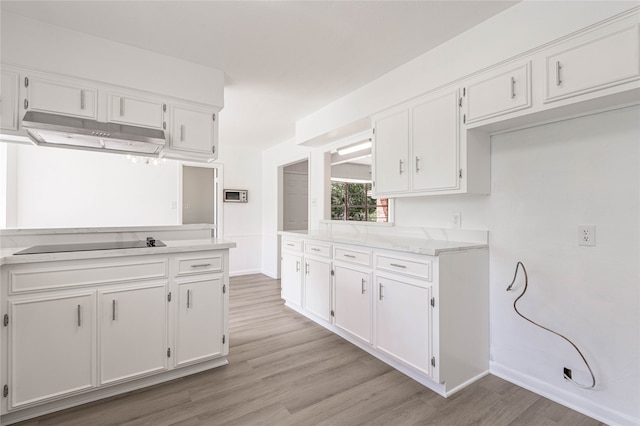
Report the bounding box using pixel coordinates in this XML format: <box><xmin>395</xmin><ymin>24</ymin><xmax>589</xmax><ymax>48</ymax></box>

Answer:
<box><xmin>1</xmin><ymin>1</ymin><xmax>519</xmax><ymax>150</ymax></box>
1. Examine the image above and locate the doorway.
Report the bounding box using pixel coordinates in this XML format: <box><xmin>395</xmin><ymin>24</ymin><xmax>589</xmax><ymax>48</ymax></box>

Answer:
<box><xmin>282</xmin><ymin>160</ymin><xmax>309</xmax><ymax>231</ymax></box>
<box><xmin>181</xmin><ymin>165</ymin><xmax>221</xmax><ymax>237</ymax></box>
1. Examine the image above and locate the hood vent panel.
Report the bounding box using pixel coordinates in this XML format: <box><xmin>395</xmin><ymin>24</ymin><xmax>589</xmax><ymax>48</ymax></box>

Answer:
<box><xmin>22</xmin><ymin>111</ymin><xmax>165</xmax><ymax>156</ymax></box>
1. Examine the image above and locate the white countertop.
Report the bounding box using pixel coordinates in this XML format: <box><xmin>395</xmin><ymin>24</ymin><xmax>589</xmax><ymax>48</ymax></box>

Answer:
<box><xmin>279</xmin><ymin>230</ymin><xmax>487</xmax><ymax>256</ymax></box>
<box><xmin>0</xmin><ymin>238</ymin><xmax>236</xmax><ymax>266</ymax></box>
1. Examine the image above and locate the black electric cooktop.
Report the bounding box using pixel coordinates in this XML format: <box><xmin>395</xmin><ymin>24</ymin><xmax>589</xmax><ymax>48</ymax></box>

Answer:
<box><xmin>14</xmin><ymin>238</ymin><xmax>166</xmax><ymax>255</ymax></box>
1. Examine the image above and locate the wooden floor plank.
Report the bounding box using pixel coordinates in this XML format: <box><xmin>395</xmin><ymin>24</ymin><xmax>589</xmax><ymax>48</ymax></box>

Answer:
<box><xmin>13</xmin><ymin>273</ymin><xmax>604</xmax><ymax>426</ymax></box>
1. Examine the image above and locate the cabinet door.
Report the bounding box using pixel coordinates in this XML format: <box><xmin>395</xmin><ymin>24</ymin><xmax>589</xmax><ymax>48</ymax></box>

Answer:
<box><xmin>108</xmin><ymin>93</ymin><xmax>165</xmax><ymax>129</ymax></box>
<box><xmin>465</xmin><ymin>63</ymin><xmax>531</xmax><ymax>124</ymax></box>
<box><xmin>171</xmin><ymin>105</ymin><xmax>216</xmax><ymax>155</ymax></box>
<box><xmin>334</xmin><ymin>265</ymin><xmax>371</xmax><ymax>343</ymax></box>
<box><xmin>281</xmin><ymin>252</ymin><xmax>303</xmax><ymax>306</ymax></box>
<box><xmin>9</xmin><ymin>293</ymin><xmax>95</xmax><ymax>409</ymax></box>
<box><xmin>27</xmin><ymin>76</ymin><xmax>97</xmax><ymax>119</ymax></box>
<box><xmin>304</xmin><ymin>257</ymin><xmax>332</xmax><ymax>321</ymax></box>
<box><xmin>99</xmin><ymin>283</ymin><xmax>167</xmax><ymax>385</ymax></box>
<box><xmin>373</xmin><ymin>109</ymin><xmax>410</xmax><ymax>195</ymax></box>
<box><xmin>545</xmin><ymin>24</ymin><xmax>640</xmax><ymax>102</ymax></box>
<box><xmin>412</xmin><ymin>90</ymin><xmax>460</xmax><ymax>192</ymax></box>
<box><xmin>376</xmin><ymin>276</ymin><xmax>432</xmax><ymax>376</ymax></box>
<box><xmin>175</xmin><ymin>276</ymin><xmax>224</xmax><ymax>367</ymax></box>
<box><xmin>1</xmin><ymin>69</ymin><xmax>19</xmax><ymax>131</ymax></box>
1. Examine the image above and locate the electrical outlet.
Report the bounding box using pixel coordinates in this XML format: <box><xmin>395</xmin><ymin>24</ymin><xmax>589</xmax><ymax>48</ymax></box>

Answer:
<box><xmin>578</xmin><ymin>225</ymin><xmax>596</xmax><ymax>246</ymax></box>
<box><xmin>563</xmin><ymin>367</ymin><xmax>572</xmax><ymax>379</ymax></box>
<box><xmin>452</xmin><ymin>212</ymin><xmax>462</xmax><ymax>229</ymax></box>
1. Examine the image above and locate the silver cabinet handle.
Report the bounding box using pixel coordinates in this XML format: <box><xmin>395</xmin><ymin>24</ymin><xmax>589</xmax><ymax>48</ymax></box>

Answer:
<box><xmin>399</xmin><ymin>159</ymin><xmax>404</xmax><ymax>175</ymax></box>
<box><xmin>180</xmin><ymin>124</ymin><xmax>185</xmax><ymax>141</ymax></box>
<box><xmin>415</xmin><ymin>156</ymin><xmax>420</xmax><ymax>172</ymax></box>
<box><xmin>286</xmin><ymin>243</ymin><xmax>295</xmax><ymax>247</ymax></box>
<box><xmin>305</xmin><ymin>263</ymin><xmax>309</xmax><ymax>275</ymax></box>
<box><xmin>80</xmin><ymin>90</ymin><xmax>85</xmax><ymax>110</ymax></box>
<box><xmin>112</xmin><ymin>299</ymin><xmax>116</xmax><ymax>321</ymax></box>
<box><xmin>296</xmin><ymin>260</ymin><xmax>300</xmax><ymax>272</ymax></box>
<box><xmin>510</xmin><ymin>76</ymin><xmax>516</xmax><ymax>99</ymax></box>
<box><xmin>311</xmin><ymin>248</ymin><xmax>320</xmax><ymax>252</ymax></box>
<box><xmin>343</xmin><ymin>254</ymin><xmax>356</xmax><ymax>259</ymax></box>
<box><xmin>390</xmin><ymin>263</ymin><xmax>407</xmax><ymax>269</ymax></box>
<box><xmin>361</xmin><ymin>278</ymin><xmax>366</xmax><ymax>294</ymax></box>
<box><xmin>379</xmin><ymin>283</ymin><xmax>384</xmax><ymax>300</ymax></box>
<box><xmin>187</xmin><ymin>289</ymin><xmax>191</xmax><ymax>309</ymax></box>
<box><xmin>77</xmin><ymin>304</ymin><xmax>81</xmax><ymax>327</ymax></box>
<box><xmin>119</xmin><ymin>97</ymin><xmax>125</xmax><ymax>116</ymax></box>
<box><xmin>190</xmin><ymin>263</ymin><xmax>211</xmax><ymax>268</ymax></box>
<box><xmin>555</xmin><ymin>61</ymin><xmax>562</xmax><ymax>86</ymax></box>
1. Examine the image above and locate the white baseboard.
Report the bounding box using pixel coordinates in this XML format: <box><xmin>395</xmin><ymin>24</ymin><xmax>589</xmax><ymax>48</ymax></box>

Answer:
<box><xmin>229</xmin><ymin>268</ymin><xmax>261</xmax><ymax>277</ymax></box>
<box><xmin>490</xmin><ymin>362</ymin><xmax>640</xmax><ymax>426</ymax></box>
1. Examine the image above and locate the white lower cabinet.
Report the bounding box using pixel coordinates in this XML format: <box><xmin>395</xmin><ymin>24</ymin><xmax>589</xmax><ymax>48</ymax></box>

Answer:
<box><xmin>333</xmin><ymin>265</ymin><xmax>371</xmax><ymax>343</ymax></box>
<box><xmin>8</xmin><ymin>293</ymin><xmax>95</xmax><ymax>410</ymax></box>
<box><xmin>281</xmin><ymin>251</ymin><xmax>303</xmax><ymax>306</ymax></box>
<box><xmin>175</xmin><ymin>275</ymin><xmax>224</xmax><ymax>367</ymax></box>
<box><xmin>99</xmin><ymin>283</ymin><xmax>168</xmax><ymax>385</ymax></box>
<box><xmin>375</xmin><ymin>275</ymin><xmax>432</xmax><ymax>377</ymax></box>
<box><xmin>303</xmin><ymin>257</ymin><xmax>332</xmax><ymax>321</ymax></box>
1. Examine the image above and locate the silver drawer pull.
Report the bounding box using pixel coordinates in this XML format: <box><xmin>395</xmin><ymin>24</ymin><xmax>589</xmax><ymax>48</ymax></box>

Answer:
<box><xmin>180</xmin><ymin>124</ymin><xmax>186</xmax><ymax>141</ymax></box>
<box><xmin>187</xmin><ymin>289</ymin><xmax>192</xmax><ymax>309</ymax></box>
<box><xmin>343</xmin><ymin>254</ymin><xmax>356</xmax><ymax>258</ymax></box>
<box><xmin>311</xmin><ymin>248</ymin><xmax>321</xmax><ymax>252</ymax></box>
<box><xmin>399</xmin><ymin>159</ymin><xmax>404</xmax><ymax>175</ymax></box>
<box><xmin>415</xmin><ymin>156</ymin><xmax>420</xmax><ymax>172</ymax></box>
<box><xmin>389</xmin><ymin>263</ymin><xmax>407</xmax><ymax>269</ymax></box>
<box><xmin>190</xmin><ymin>263</ymin><xmax>211</xmax><ymax>268</ymax></box>
<box><xmin>80</xmin><ymin>90</ymin><xmax>85</xmax><ymax>110</ymax></box>
<box><xmin>361</xmin><ymin>278</ymin><xmax>366</xmax><ymax>294</ymax></box>
<box><xmin>305</xmin><ymin>263</ymin><xmax>309</xmax><ymax>275</ymax></box>
<box><xmin>119</xmin><ymin>97</ymin><xmax>125</xmax><ymax>116</ymax></box>
<box><xmin>555</xmin><ymin>61</ymin><xmax>562</xmax><ymax>86</ymax></box>
<box><xmin>296</xmin><ymin>261</ymin><xmax>300</xmax><ymax>272</ymax></box>
<box><xmin>112</xmin><ymin>299</ymin><xmax>116</xmax><ymax>321</ymax></box>
<box><xmin>77</xmin><ymin>304</ymin><xmax>82</xmax><ymax>327</ymax></box>
<box><xmin>379</xmin><ymin>283</ymin><xmax>384</xmax><ymax>300</ymax></box>
<box><xmin>510</xmin><ymin>76</ymin><xmax>516</xmax><ymax>99</ymax></box>
<box><xmin>286</xmin><ymin>243</ymin><xmax>295</xmax><ymax>247</ymax></box>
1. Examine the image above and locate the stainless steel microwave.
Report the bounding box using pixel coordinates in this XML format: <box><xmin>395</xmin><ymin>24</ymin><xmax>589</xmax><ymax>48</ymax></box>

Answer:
<box><xmin>223</xmin><ymin>189</ymin><xmax>248</xmax><ymax>203</ymax></box>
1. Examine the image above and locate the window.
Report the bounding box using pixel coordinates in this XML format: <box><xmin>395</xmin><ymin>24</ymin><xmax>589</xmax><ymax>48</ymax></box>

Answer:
<box><xmin>331</xmin><ymin>181</ymin><xmax>388</xmax><ymax>222</ymax></box>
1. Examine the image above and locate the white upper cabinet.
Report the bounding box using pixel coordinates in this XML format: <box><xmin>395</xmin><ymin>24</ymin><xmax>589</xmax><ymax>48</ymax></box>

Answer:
<box><xmin>544</xmin><ymin>23</ymin><xmax>639</xmax><ymax>103</ymax></box>
<box><xmin>107</xmin><ymin>93</ymin><xmax>166</xmax><ymax>130</ymax></box>
<box><xmin>1</xmin><ymin>69</ymin><xmax>19</xmax><ymax>131</ymax></box>
<box><xmin>26</xmin><ymin>75</ymin><xmax>97</xmax><ymax>119</ymax></box>
<box><xmin>373</xmin><ymin>109</ymin><xmax>410</xmax><ymax>195</ymax></box>
<box><xmin>165</xmin><ymin>103</ymin><xmax>218</xmax><ymax>161</ymax></box>
<box><xmin>412</xmin><ymin>90</ymin><xmax>460</xmax><ymax>192</ymax></box>
<box><xmin>464</xmin><ymin>62</ymin><xmax>532</xmax><ymax>125</ymax></box>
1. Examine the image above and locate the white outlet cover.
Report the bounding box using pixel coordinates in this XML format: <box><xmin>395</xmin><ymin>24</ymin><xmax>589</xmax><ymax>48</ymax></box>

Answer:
<box><xmin>452</xmin><ymin>212</ymin><xmax>462</xmax><ymax>229</ymax></box>
<box><xmin>578</xmin><ymin>225</ymin><xmax>596</xmax><ymax>246</ymax></box>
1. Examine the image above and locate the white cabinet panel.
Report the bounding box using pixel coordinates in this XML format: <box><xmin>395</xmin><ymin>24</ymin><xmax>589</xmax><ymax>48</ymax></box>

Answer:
<box><xmin>412</xmin><ymin>90</ymin><xmax>460</xmax><ymax>192</ymax></box>
<box><xmin>175</xmin><ymin>276</ymin><xmax>224</xmax><ymax>367</ymax></box>
<box><xmin>99</xmin><ymin>283</ymin><xmax>167</xmax><ymax>385</ymax></box>
<box><xmin>9</xmin><ymin>293</ymin><xmax>95</xmax><ymax>409</ymax></box>
<box><xmin>170</xmin><ymin>105</ymin><xmax>216</xmax><ymax>155</ymax></box>
<box><xmin>545</xmin><ymin>24</ymin><xmax>640</xmax><ymax>102</ymax></box>
<box><xmin>281</xmin><ymin>252</ymin><xmax>303</xmax><ymax>306</ymax></box>
<box><xmin>27</xmin><ymin>76</ymin><xmax>97</xmax><ymax>119</ymax></box>
<box><xmin>334</xmin><ymin>265</ymin><xmax>371</xmax><ymax>343</ymax></box>
<box><xmin>108</xmin><ymin>93</ymin><xmax>165</xmax><ymax>129</ymax></box>
<box><xmin>465</xmin><ymin>62</ymin><xmax>532</xmax><ymax>124</ymax></box>
<box><xmin>376</xmin><ymin>276</ymin><xmax>432</xmax><ymax>377</ymax></box>
<box><xmin>1</xmin><ymin>69</ymin><xmax>19</xmax><ymax>131</ymax></box>
<box><xmin>304</xmin><ymin>257</ymin><xmax>331</xmax><ymax>321</ymax></box>
<box><xmin>373</xmin><ymin>109</ymin><xmax>410</xmax><ymax>195</ymax></box>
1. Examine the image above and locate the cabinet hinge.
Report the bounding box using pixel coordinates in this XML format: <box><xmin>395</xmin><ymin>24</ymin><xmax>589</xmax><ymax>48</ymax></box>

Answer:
<box><xmin>24</xmin><ymin>99</ymin><xmax>29</xmax><ymax>110</ymax></box>
<box><xmin>459</xmin><ymin>169</ymin><xmax>463</xmax><ymax>179</ymax></box>
<box><xmin>212</xmin><ymin>113</ymin><xmax>216</xmax><ymax>122</ymax></box>
<box><xmin>222</xmin><ymin>335</ymin><xmax>226</xmax><ymax>344</ymax></box>
<box><xmin>330</xmin><ymin>310</ymin><xmax>335</xmax><ymax>317</ymax></box>
<box><xmin>223</xmin><ymin>284</ymin><xmax>226</xmax><ymax>294</ymax></box>
<box><xmin>458</xmin><ymin>97</ymin><xmax>462</xmax><ymax>108</ymax></box>
<box><xmin>167</xmin><ymin>348</ymin><xmax>171</xmax><ymax>358</ymax></box>
<box><xmin>24</xmin><ymin>77</ymin><xmax>29</xmax><ymax>88</ymax></box>
<box><xmin>430</xmin><ymin>297</ymin><xmax>435</xmax><ymax>308</ymax></box>
<box><xmin>331</xmin><ymin>270</ymin><xmax>335</xmax><ymax>276</ymax></box>
<box><xmin>3</xmin><ymin>314</ymin><xmax>8</xmax><ymax>327</ymax></box>
<box><xmin>163</xmin><ymin>121</ymin><xmax>166</xmax><ymax>130</ymax></box>
<box><xmin>431</xmin><ymin>357</ymin><xmax>436</xmax><ymax>367</ymax></box>
<box><xmin>163</xmin><ymin>103</ymin><xmax>167</xmax><ymax>112</ymax></box>
<box><xmin>3</xmin><ymin>385</ymin><xmax>7</xmax><ymax>398</ymax></box>
<box><xmin>167</xmin><ymin>292</ymin><xmax>172</xmax><ymax>302</ymax></box>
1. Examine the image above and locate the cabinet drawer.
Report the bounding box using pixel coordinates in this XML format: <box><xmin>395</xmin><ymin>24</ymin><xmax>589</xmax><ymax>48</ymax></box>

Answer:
<box><xmin>334</xmin><ymin>247</ymin><xmax>371</xmax><ymax>266</ymax></box>
<box><xmin>305</xmin><ymin>241</ymin><xmax>332</xmax><ymax>258</ymax></box>
<box><xmin>282</xmin><ymin>238</ymin><xmax>303</xmax><ymax>252</ymax></box>
<box><xmin>8</xmin><ymin>258</ymin><xmax>168</xmax><ymax>293</ymax></box>
<box><xmin>376</xmin><ymin>255</ymin><xmax>432</xmax><ymax>281</ymax></box>
<box><xmin>177</xmin><ymin>254</ymin><xmax>223</xmax><ymax>276</ymax></box>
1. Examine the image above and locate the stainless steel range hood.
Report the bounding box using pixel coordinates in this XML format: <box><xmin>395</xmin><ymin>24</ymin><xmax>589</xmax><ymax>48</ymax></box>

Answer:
<box><xmin>22</xmin><ymin>111</ymin><xmax>166</xmax><ymax>156</ymax></box>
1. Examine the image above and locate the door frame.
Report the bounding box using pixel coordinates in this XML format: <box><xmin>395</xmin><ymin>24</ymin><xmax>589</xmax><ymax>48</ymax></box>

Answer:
<box><xmin>178</xmin><ymin>162</ymin><xmax>224</xmax><ymax>238</ymax></box>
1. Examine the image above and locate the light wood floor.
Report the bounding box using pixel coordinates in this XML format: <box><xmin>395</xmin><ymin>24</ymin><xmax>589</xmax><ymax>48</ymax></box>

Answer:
<box><xmin>16</xmin><ymin>274</ymin><xmax>603</xmax><ymax>426</ymax></box>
